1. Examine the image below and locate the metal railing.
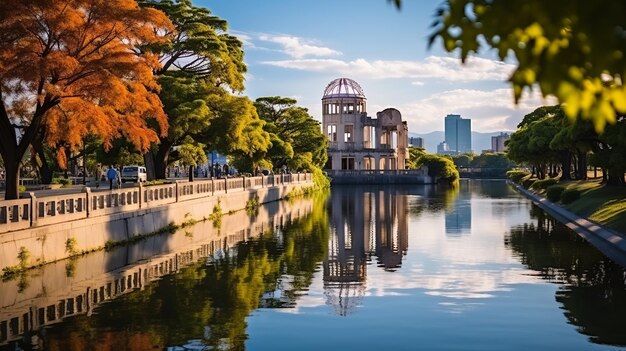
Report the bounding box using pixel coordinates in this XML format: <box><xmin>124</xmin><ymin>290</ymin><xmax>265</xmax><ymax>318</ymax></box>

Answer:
<box><xmin>0</xmin><ymin>173</ymin><xmax>312</xmax><ymax>234</ymax></box>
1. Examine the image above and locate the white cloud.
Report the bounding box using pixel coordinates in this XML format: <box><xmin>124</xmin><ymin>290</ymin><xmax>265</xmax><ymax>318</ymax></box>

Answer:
<box><xmin>261</xmin><ymin>55</ymin><xmax>515</xmax><ymax>82</ymax></box>
<box><xmin>398</xmin><ymin>88</ymin><xmax>557</xmax><ymax>133</ymax></box>
<box><xmin>258</xmin><ymin>35</ymin><xmax>341</xmax><ymax>59</ymax></box>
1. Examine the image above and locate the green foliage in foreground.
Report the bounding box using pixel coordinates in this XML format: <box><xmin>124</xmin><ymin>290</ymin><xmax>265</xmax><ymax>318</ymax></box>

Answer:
<box><xmin>424</xmin><ymin>0</ymin><xmax>626</xmax><ymax>133</ymax></box>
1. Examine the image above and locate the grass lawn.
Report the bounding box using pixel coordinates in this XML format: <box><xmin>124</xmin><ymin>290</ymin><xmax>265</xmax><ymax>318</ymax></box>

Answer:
<box><xmin>534</xmin><ymin>178</ymin><xmax>626</xmax><ymax>234</ymax></box>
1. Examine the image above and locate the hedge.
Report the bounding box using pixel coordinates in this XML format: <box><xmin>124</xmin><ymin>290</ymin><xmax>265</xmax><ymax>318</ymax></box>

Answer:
<box><xmin>561</xmin><ymin>189</ymin><xmax>581</xmax><ymax>204</ymax></box>
<box><xmin>546</xmin><ymin>185</ymin><xmax>565</xmax><ymax>202</ymax></box>
<box><xmin>531</xmin><ymin>178</ymin><xmax>559</xmax><ymax>190</ymax></box>
<box><xmin>507</xmin><ymin>170</ymin><xmax>530</xmax><ymax>183</ymax></box>
<box><xmin>522</xmin><ymin>177</ymin><xmax>536</xmax><ymax>189</ymax></box>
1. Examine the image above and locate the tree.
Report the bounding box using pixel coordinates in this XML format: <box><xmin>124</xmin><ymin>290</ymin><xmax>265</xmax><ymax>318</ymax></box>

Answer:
<box><xmin>138</xmin><ymin>0</ymin><xmax>247</xmax><ymax>180</ymax></box>
<box><xmin>0</xmin><ymin>0</ymin><xmax>172</xmax><ymax>199</ymax></box>
<box><xmin>451</xmin><ymin>154</ymin><xmax>473</xmax><ymax>168</ymax></box>
<box><xmin>507</xmin><ymin>106</ymin><xmax>564</xmax><ymax>179</ymax></box>
<box><xmin>406</xmin><ymin>147</ymin><xmax>426</xmax><ymax>170</ymax></box>
<box><xmin>416</xmin><ymin>154</ymin><xmax>459</xmax><ymax>186</ymax></box>
<box><xmin>392</xmin><ymin>0</ymin><xmax>626</xmax><ymax>132</ymax></box>
<box><xmin>252</xmin><ymin>96</ymin><xmax>328</xmax><ymax>173</ymax></box>
<box><xmin>177</xmin><ymin>136</ymin><xmax>208</xmax><ymax>181</ymax></box>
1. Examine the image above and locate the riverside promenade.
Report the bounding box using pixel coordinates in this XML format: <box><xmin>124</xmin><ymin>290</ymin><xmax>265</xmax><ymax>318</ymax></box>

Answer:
<box><xmin>0</xmin><ymin>173</ymin><xmax>313</xmax><ymax>272</ymax></box>
<box><xmin>511</xmin><ymin>182</ymin><xmax>626</xmax><ymax>266</ymax></box>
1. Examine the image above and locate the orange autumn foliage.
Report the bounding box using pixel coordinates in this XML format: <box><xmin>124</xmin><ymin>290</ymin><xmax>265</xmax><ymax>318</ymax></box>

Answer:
<box><xmin>0</xmin><ymin>0</ymin><xmax>174</xmax><ymax>168</ymax></box>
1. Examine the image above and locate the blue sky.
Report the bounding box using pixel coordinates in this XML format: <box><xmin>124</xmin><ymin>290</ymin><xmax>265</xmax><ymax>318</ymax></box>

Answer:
<box><xmin>199</xmin><ymin>0</ymin><xmax>551</xmax><ymax>133</ymax></box>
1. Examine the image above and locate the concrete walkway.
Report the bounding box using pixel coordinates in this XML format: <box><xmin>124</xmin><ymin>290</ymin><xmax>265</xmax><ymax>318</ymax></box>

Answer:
<box><xmin>511</xmin><ymin>182</ymin><xmax>626</xmax><ymax>266</ymax></box>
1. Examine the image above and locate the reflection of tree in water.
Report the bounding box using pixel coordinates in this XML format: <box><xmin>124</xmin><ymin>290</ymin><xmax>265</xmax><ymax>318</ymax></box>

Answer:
<box><xmin>505</xmin><ymin>205</ymin><xmax>626</xmax><ymax>346</ymax></box>
<box><xmin>407</xmin><ymin>185</ymin><xmax>459</xmax><ymax>215</ymax></box>
<box><xmin>41</xmin><ymin>193</ymin><xmax>330</xmax><ymax>351</ymax></box>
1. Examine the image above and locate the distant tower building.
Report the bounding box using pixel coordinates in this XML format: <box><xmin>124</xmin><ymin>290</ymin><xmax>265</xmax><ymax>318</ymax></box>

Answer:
<box><xmin>322</xmin><ymin>78</ymin><xmax>409</xmax><ymax>171</ymax></box>
<box><xmin>444</xmin><ymin>114</ymin><xmax>471</xmax><ymax>154</ymax></box>
<box><xmin>491</xmin><ymin>132</ymin><xmax>510</xmax><ymax>153</ymax></box>
<box><xmin>437</xmin><ymin>141</ymin><xmax>449</xmax><ymax>154</ymax></box>
<box><xmin>409</xmin><ymin>137</ymin><xmax>424</xmax><ymax>148</ymax></box>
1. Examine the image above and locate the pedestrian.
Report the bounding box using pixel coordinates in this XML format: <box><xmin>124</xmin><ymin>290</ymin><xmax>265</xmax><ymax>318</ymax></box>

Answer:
<box><xmin>223</xmin><ymin>164</ymin><xmax>229</xmax><ymax>178</ymax></box>
<box><xmin>106</xmin><ymin>166</ymin><xmax>117</xmax><ymax>190</ymax></box>
<box><xmin>115</xmin><ymin>168</ymin><xmax>122</xmax><ymax>189</ymax></box>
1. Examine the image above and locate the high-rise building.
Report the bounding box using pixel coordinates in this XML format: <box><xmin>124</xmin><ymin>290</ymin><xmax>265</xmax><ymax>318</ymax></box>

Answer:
<box><xmin>437</xmin><ymin>141</ymin><xmax>449</xmax><ymax>154</ymax></box>
<box><xmin>444</xmin><ymin>114</ymin><xmax>471</xmax><ymax>154</ymax></box>
<box><xmin>409</xmin><ymin>136</ymin><xmax>424</xmax><ymax>148</ymax></box>
<box><xmin>491</xmin><ymin>132</ymin><xmax>510</xmax><ymax>153</ymax></box>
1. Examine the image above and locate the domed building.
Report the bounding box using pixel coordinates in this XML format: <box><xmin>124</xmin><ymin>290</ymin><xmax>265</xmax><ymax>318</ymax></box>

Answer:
<box><xmin>322</xmin><ymin>78</ymin><xmax>409</xmax><ymax>173</ymax></box>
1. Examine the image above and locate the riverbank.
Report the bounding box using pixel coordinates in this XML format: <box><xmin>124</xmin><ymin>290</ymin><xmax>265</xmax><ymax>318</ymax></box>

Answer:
<box><xmin>509</xmin><ymin>181</ymin><xmax>626</xmax><ymax>266</ymax></box>
<box><xmin>0</xmin><ymin>175</ymin><xmax>314</xmax><ymax>275</ymax></box>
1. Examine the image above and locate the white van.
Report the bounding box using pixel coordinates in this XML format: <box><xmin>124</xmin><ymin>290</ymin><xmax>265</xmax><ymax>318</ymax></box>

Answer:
<box><xmin>121</xmin><ymin>166</ymin><xmax>147</xmax><ymax>183</ymax></box>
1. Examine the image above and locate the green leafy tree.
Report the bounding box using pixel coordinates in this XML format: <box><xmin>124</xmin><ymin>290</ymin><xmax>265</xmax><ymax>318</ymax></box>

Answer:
<box><xmin>392</xmin><ymin>0</ymin><xmax>626</xmax><ymax>132</ymax></box>
<box><xmin>451</xmin><ymin>154</ymin><xmax>473</xmax><ymax>168</ymax></box>
<box><xmin>417</xmin><ymin>154</ymin><xmax>460</xmax><ymax>186</ymax></box>
<box><xmin>507</xmin><ymin>106</ymin><xmax>562</xmax><ymax>179</ymax></box>
<box><xmin>249</xmin><ymin>96</ymin><xmax>328</xmax><ymax>173</ymax></box>
<box><xmin>178</xmin><ymin>136</ymin><xmax>208</xmax><ymax>181</ymax></box>
<box><xmin>139</xmin><ymin>0</ymin><xmax>249</xmax><ymax>180</ymax></box>
<box><xmin>590</xmin><ymin>118</ymin><xmax>626</xmax><ymax>185</ymax></box>
<box><xmin>406</xmin><ymin>147</ymin><xmax>426</xmax><ymax>169</ymax></box>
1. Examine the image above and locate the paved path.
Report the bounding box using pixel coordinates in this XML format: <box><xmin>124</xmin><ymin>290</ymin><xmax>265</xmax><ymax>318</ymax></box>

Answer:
<box><xmin>511</xmin><ymin>182</ymin><xmax>626</xmax><ymax>266</ymax></box>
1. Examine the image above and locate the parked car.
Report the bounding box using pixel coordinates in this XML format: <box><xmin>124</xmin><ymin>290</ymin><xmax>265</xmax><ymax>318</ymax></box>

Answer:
<box><xmin>121</xmin><ymin>166</ymin><xmax>147</xmax><ymax>183</ymax></box>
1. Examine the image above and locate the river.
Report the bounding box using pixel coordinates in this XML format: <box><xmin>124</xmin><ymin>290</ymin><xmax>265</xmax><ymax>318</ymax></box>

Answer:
<box><xmin>1</xmin><ymin>180</ymin><xmax>625</xmax><ymax>350</ymax></box>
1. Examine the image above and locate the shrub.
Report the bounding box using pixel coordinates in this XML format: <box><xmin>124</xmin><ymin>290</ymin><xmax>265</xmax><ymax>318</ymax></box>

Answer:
<box><xmin>522</xmin><ymin>177</ymin><xmax>536</xmax><ymax>189</ymax></box>
<box><xmin>532</xmin><ymin>178</ymin><xmax>559</xmax><ymax>190</ymax></box>
<box><xmin>507</xmin><ymin>170</ymin><xmax>530</xmax><ymax>183</ymax></box>
<box><xmin>561</xmin><ymin>189</ymin><xmax>581</xmax><ymax>204</ymax></box>
<box><xmin>51</xmin><ymin>177</ymin><xmax>72</xmax><ymax>187</ymax></box>
<box><xmin>546</xmin><ymin>185</ymin><xmax>565</xmax><ymax>202</ymax></box>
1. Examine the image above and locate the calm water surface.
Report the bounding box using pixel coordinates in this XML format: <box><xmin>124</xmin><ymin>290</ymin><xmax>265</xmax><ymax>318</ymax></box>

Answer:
<box><xmin>2</xmin><ymin>180</ymin><xmax>626</xmax><ymax>350</ymax></box>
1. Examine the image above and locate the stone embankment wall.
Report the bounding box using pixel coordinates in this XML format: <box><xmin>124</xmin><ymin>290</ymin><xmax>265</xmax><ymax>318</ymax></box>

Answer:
<box><xmin>0</xmin><ymin>174</ymin><xmax>313</xmax><ymax>272</ymax></box>
<box><xmin>511</xmin><ymin>182</ymin><xmax>626</xmax><ymax>266</ymax></box>
<box><xmin>0</xmin><ymin>196</ymin><xmax>313</xmax><ymax>346</ymax></box>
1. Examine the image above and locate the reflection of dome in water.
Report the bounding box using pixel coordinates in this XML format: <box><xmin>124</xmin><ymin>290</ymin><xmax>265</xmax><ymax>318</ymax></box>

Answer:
<box><xmin>324</xmin><ymin>282</ymin><xmax>366</xmax><ymax>316</ymax></box>
<box><xmin>322</xmin><ymin>78</ymin><xmax>366</xmax><ymax>99</ymax></box>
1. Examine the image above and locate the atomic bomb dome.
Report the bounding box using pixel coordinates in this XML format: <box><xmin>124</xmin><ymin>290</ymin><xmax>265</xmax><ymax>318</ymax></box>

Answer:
<box><xmin>322</xmin><ymin>77</ymin><xmax>409</xmax><ymax>174</ymax></box>
<box><xmin>322</xmin><ymin>78</ymin><xmax>366</xmax><ymax>99</ymax></box>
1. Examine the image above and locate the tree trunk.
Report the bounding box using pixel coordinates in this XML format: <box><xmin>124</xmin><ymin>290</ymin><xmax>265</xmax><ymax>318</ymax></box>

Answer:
<box><xmin>560</xmin><ymin>151</ymin><xmax>572</xmax><ymax>180</ymax></box>
<box><xmin>606</xmin><ymin>168</ymin><xmax>625</xmax><ymax>186</ymax></box>
<box><xmin>33</xmin><ymin>141</ymin><xmax>53</xmax><ymax>184</ymax></box>
<box><xmin>153</xmin><ymin>139</ymin><xmax>173</xmax><ymax>180</ymax></box>
<box><xmin>3</xmin><ymin>157</ymin><xmax>20</xmax><ymax>200</ymax></box>
<box><xmin>577</xmin><ymin>151</ymin><xmax>588</xmax><ymax>180</ymax></box>
<box><xmin>188</xmin><ymin>165</ymin><xmax>194</xmax><ymax>182</ymax></box>
<box><xmin>143</xmin><ymin>152</ymin><xmax>156</xmax><ymax>181</ymax></box>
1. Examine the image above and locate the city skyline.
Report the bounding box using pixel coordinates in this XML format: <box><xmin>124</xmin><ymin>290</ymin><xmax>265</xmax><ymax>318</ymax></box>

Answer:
<box><xmin>201</xmin><ymin>0</ymin><xmax>555</xmax><ymax>134</ymax></box>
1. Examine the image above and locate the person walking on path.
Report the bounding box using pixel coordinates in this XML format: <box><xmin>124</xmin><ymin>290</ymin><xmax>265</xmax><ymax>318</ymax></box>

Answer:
<box><xmin>115</xmin><ymin>168</ymin><xmax>122</xmax><ymax>189</ymax></box>
<box><xmin>106</xmin><ymin>166</ymin><xmax>117</xmax><ymax>190</ymax></box>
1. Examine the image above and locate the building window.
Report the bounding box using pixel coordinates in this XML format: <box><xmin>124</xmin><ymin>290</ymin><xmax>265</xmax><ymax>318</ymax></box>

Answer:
<box><xmin>327</xmin><ymin>124</ymin><xmax>337</xmax><ymax>142</ymax></box>
<box><xmin>341</xmin><ymin>157</ymin><xmax>355</xmax><ymax>170</ymax></box>
<box><xmin>344</xmin><ymin>125</ymin><xmax>353</xmax><ymax>142</ymax></box>
<box><xmin>342</xmin><ymin>103</ymin><xmax>355</xmax><ymax>114</ymax></box>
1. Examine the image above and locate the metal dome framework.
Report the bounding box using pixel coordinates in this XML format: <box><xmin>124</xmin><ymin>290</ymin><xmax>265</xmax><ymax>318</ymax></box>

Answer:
<box><xmin>322</xmin><ymin>78</ymin><xmax>366</xmax><ymax>99</ymax></box>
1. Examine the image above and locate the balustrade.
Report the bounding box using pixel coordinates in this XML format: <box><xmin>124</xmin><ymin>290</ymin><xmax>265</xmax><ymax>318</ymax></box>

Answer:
<box><xmin>0</xmin><ymin>173</ymin><xmax>311</xmax><ymax>233</ymax></box>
